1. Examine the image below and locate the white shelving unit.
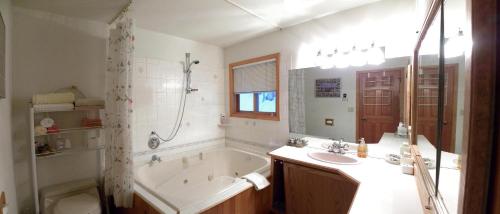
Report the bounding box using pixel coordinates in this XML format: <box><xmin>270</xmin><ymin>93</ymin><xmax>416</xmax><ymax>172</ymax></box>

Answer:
<box><xmin>29</xmin><ymin>106</ymin><xmax>105</xmax><ymax>214</ymax></box>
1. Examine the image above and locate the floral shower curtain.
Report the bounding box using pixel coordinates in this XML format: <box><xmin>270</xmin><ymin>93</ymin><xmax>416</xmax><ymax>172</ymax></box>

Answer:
<box><xmin>104</xmin><ymin>17</ymin><xmax>135</xmax><ymax>208</ymax></box>
<box><xmin>289</xmin><ymin>69</ymin><xmax>306</xmax><ymax>134</ymax></box>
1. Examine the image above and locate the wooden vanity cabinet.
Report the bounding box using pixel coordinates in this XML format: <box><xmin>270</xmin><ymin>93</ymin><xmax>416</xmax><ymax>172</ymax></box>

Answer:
<box><xmin>271</xmin><ymin>158</ymin><xmax>359</xmax><ymax>214</ymax></box>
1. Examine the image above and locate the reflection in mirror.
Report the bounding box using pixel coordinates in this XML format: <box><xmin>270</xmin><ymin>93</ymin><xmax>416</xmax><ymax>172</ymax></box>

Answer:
<box><xmin>415</xmin><ymin>0</ymin><xmax>466</xmax><ymax>212</ymax></box>
<box><xmin>416</xmin><ymin>7</ymin><xmax>441</xmax><ymax>166</ymax></box>
<box><xmin>289</xmin><ymin>57</ymin><xmax>409</xmax><ymax>147</ymax></box>
<box><xmin>439</xmin><ymin>0</ymin><xmax>466</xmax><ymax>212</ymax></box>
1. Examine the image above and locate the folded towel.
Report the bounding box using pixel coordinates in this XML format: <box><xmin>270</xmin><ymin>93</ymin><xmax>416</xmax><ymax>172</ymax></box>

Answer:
<box><xmin>54</xmin><ymin>86</ymin><xmax>86</xmax><ymax>99</ymax></box>
<box><xmin>33</xmin><ymin>103</ymin><xmax>74</xmax><ymax>112</ymax></box>
<box><xmin>242</xmin><ymin>172</ymin><xmax>270</xmax><ymax>191</ymax></box>
<box><xmin>32</xmin><ymin>92</ymin><xmax>75</xmax><ymax>105</ymax></box>
<box><xmin>75</xmin><ymin>98</ymin><xmax>105</xmax><ymax>107</ymax></box>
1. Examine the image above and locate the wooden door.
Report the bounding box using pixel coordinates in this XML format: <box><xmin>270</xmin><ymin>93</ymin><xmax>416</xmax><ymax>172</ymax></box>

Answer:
<box><xmin>283</xmin><ymin>162</ymin><xmax>358</xmax><ymax>214</ymax></box>
<box><xmin>357</xmin><ymin>69</ymin><xmax>403</xmax><ymax>143</ymax></box>
<box><xmin>416</xmin><ymin>65</ymin><xmax>457</xmax><ymax>152</ymax></box>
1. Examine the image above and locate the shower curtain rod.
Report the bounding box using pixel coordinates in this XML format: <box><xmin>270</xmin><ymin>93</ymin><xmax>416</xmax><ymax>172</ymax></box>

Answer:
<box><xmin>108</xmin><ymin>0</ymin><xmax>133</xmax><ymax>25</ymax></box>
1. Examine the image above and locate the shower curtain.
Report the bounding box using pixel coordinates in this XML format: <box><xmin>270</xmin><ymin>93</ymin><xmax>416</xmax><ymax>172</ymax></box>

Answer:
<box><xmin>104</xmin><ymin>17</ymin><xmax>135</xmax><ymax>208</ymax></box>
<box><xmin>289</xmin><ymin>69</ymin><xmax>306</xmax><ymax>134</ymax></box>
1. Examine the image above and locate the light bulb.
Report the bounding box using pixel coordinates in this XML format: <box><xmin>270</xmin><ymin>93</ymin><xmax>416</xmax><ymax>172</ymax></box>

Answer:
<box><xmin>367</xmin><ymin>46</ymin><xmax>385</xmax><ymax>65</ymax></box>
<box><xmin>320</xmin><ymin>49</ymin><xmax>337</xmax><ymax>69</ymax></box>
<box><xmin>445</xmin><ymin>29</ymin><xmax>467</xmax><ymax>58</ymax></box>
<box><xmin>349</xmin><ymin>47</ymin><xmax>367</xmax><ymax>67</ymax></box>
<box><xmin>335</xmin><ymin>52</ymin><xmax>350</xmax><ymax>68</ymax></box>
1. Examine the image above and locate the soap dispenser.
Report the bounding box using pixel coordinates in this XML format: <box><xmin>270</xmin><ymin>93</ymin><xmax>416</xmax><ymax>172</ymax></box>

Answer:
<box><xmin>357</xmin><ymin>138</ymin><xmax>368</xmax><ymax>158</ymax></box>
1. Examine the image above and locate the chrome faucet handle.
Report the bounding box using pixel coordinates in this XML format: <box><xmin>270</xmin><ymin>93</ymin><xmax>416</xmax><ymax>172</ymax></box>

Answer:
<box><xmin>328</xmin><ymin>138</ymin><xmax>348</xmax><ymax>154</ymax></box>
<box><xmin>149</xmin><ymin>155</ymin><xmax>162</xmax><ymax>166</ymax></box>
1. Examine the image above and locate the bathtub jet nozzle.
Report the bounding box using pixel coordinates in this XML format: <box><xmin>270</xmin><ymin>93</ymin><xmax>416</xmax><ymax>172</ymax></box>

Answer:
<box><xmin>148</xmin><ymin>131</ymin><xmax>161</xmax><ymax>150</ymax></box>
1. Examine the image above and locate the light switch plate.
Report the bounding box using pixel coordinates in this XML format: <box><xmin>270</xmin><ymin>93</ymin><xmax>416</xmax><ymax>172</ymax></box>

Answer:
<box><xmin>348</xmin><ymin>107</ymin><xmax>354</xmax><ymax>112</ymax></box>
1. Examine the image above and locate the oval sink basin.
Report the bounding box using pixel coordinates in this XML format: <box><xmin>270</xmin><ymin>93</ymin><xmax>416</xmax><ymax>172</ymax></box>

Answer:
<box><xmin>308</xmin><ymin>152</ymin><xmax>360</xmax><ymax>165</ymax></box>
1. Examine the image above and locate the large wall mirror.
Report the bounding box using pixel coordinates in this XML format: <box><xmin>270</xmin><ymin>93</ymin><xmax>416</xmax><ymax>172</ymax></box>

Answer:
<box><xmin>289</xmin><ymin>57</ymin><xmax>409</xmax><ymax>144</ymax></box>
<box><xmin>412</xmin><ymin>0</ymin><xmax>465</xmax><ymax>212</ymax></box>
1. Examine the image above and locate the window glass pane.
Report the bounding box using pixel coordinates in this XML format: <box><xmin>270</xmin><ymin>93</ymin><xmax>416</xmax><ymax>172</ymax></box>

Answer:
<box><xmin>257</xmin><ymin>91</ymin><xmax>276</xmax><ymax>113</ymax></box>
<box><xmin>238</xmin><ymin>93</ymin><xmax>254</xmax><ymax>111</ymax></box>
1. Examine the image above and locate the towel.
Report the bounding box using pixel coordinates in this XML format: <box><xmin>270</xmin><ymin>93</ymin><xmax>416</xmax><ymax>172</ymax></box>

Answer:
<box><xmin>33</xmin><ymin>103</ymin><xmax>74</xmax><ymax>112</ymax></box>
<box><xmin>242</xmin><ymin>172</ymin><xmax>270</xmax><ymax>191</ymax></box>
<box><xmin>32</xmin><ymin>92</ymin><xmax>75</xmax><ymax>105</ymax></box>
<box><xmin>75</xmin><ymin>98</ymin><xmax>105</xmax><ymax>107</ymax></box>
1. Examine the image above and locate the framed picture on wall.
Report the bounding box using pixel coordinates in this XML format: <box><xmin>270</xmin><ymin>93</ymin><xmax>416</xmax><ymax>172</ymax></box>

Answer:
<box><xmin>0</xmin><ymin>12</ymin><xmax>5</xmax><ymax>99</ymax></box>
<box><xmin>315</xmin><ymin>78</ymin><xmax>341</xmax><ymax>97</ymax></box>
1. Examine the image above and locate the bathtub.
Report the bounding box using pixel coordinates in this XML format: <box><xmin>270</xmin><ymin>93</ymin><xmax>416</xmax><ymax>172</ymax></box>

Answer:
<box><xmin>135</xmin><ymin>147</ymin><xmax>271</xmax><ymax>213</ymax></box>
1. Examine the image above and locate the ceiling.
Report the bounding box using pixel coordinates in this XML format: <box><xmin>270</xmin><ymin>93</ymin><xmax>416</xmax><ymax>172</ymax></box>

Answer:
<box><xmin>14</xmin><ymin>0</ymin><xmax>130</xmax><ymax>23</ymax></box>
<box><xmin>14</xmin><ymin>0</ymin><xmax>381</xmax><ymax>47</ymax></box>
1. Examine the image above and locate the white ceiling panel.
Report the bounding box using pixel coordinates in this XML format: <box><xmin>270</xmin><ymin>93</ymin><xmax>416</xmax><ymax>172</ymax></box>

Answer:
<box><xmin>14</xmin><ymin>0</ymin><xmax>130</xmax><ymax>22</ymax></box>
<box><xmin>14</xmin><ymin>0</ymin><xmax>382</xmax><ymax>47</ymax></box>
<box><xmin>229</xmin><ymin>0</ymin><xmax>380</xmax><ymax>27</ymax></box>
<box><xmin>131</xmin><ymin>0</ymin><xmax>276</xmax><ymax>47</ymax></box>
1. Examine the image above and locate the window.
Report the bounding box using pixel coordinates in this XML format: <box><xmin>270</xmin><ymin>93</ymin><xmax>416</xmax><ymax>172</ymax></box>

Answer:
<box><xmin>229</xmin><ymin>53</ymin><xmax>280</xmax><ymax>121</ymax></box>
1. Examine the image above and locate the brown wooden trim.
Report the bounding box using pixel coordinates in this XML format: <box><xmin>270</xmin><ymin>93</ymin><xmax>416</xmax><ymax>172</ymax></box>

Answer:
<box><xmin>0</xmin><ymin>192</ymin><xmax>5</xmax><ymax>214</ymax></box>
<box><xmin>268</xmin><ymin>154</ymin><xmax>359</xmax><ymax>184</ymax></box>
<box><xmin>112</xmin><ymin>193</ymin><xmax>161</xmax><ymax>214</ymax></box>
<box><xmin>459</xmin><ymin>0</ymin><xmax>498</xmax><ymax>213</ymax></box>
<box><xmin>409</xmin><ymin>1</ymin><xmax>448</xmax><ymax>213</ymax></box>
<box><xmin>228</xmin><ymin>53</ymin><xmax>280</xmax><ymax>121</ymax></box>
<box><xmin>411</xmin><ymin>145</ymin><xmax>448</xmax><ymax>214</ymax></box>
<box><xmin>415</xmin><ymin>0</ymin><xmax>443</xmax><ymax>52</ymax></box>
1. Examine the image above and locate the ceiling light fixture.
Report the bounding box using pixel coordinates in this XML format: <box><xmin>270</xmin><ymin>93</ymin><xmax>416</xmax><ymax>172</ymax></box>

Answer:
<box><xmin>349</xmin><ymin>46</ymin><xmax>367</xmax><ymax>67</ymax></box>
<box><xmin>445</xmin><ymin>29</ymin><xmax>465</xmax><ymax>58</ymax></box>
<box><xmin>335</xmin><ymin>51</ymin><xmax>350</xmax><ymax>69</ymax></box>
<box><xmin>366</xmin><ymin>43</ymin><xmax>385</xmax><ymax>65</ymax></box>
<box><xmin>319</xmin><ymin>49</ymin><xmax>337</xmax><ymax>70</ymax></box>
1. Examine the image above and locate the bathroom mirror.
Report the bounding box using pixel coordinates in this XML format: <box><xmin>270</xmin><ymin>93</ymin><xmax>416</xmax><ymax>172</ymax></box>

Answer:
<box><xmin>413</xmin><ymin>0</ymin><xmax>465</xmax><ymax>212</ymax></box>
<box><xmin>0</xmin><ymin>12</ymin><xmax>5</xmax><ymax>99</ymax></box>
<box><xmin>288</xmin><ymin>56</ymin><xmax>410</xmax><ymax>144</ymax></box>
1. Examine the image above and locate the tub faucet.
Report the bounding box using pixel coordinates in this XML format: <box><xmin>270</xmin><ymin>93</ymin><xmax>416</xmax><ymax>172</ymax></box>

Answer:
<box><xmin>149</xmin><ymin>155</ymin><xmax>162</xmax><ymax>166</ymax></box>
<box><xmin>328</xmin><ymin>138</ymin><xmax>349</xmax><ymax>155</ymax></box>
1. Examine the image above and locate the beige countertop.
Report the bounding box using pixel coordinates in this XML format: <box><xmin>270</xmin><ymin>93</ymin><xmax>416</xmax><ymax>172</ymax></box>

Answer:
<box><xmin>269</xmin><ymin>133</ymin><xmax>422</xmax><ymax>214</ymax></box>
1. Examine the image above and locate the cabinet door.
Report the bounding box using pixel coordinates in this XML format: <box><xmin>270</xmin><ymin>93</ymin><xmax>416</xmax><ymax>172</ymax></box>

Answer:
<box><xmin>283</xmin><ymin>162</ymin><xmax>358</xmax><ymax>214</ymax></box>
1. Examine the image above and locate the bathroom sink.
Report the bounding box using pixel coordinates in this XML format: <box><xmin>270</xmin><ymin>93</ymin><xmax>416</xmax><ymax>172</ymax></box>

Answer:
<box><xmin>308</xmin><ymin>152</ymin><xmax>359</xmax><ymax>165</ymax></box>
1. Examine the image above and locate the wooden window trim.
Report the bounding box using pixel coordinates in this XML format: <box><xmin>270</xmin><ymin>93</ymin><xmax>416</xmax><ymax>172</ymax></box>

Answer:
<box><xmin>228</xmin><ymin>53</ymin><xmax>280</xmax><ymax>121</ymax></box>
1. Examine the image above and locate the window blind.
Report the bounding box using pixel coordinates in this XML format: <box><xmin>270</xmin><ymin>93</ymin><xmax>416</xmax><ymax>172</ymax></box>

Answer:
<box><xmin>233</xmin><ymin>59</ymin><xmax>276</xmax><ymax>93</ymax></box>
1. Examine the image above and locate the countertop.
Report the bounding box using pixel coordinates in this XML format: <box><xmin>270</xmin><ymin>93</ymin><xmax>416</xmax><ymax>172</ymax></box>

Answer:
<box><xmin>269</xmin><ymin>133</ymin><xmax>422</xmax><ymax>214</ymax></box>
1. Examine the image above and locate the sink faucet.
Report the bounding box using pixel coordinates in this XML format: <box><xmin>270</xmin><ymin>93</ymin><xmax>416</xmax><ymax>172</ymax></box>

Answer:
<box><xmin>328</xmin><ymin>138</ymin><xmax>349</xmax><ymax>155</ymax></box>
<box><xmin>149</xmin><ymin>154</ymin><xmax>162</xmax><ymax>166</ymax></box>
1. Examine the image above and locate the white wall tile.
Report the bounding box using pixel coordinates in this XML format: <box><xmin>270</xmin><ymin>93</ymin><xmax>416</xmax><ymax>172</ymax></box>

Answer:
<box><xmin>133</xmin><ymin>28</ymin><xmax>225</xmax><ymax>155</ymax></box>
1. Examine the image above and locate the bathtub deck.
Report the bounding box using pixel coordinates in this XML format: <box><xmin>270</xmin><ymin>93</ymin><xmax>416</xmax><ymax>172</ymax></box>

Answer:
<box><xmin>158</xmin><ymin>176</ymin><xmax>240</xmax><ymax>209</ymax></box>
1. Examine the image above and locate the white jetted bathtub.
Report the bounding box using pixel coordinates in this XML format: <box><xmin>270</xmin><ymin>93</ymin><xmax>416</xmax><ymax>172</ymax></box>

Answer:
<box><xmin>135</xmin><ymin>148</ymin><xmax>270</xmax><ymax>213</ymax></box>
